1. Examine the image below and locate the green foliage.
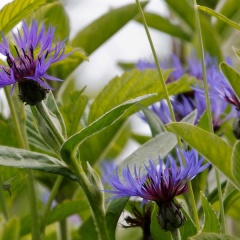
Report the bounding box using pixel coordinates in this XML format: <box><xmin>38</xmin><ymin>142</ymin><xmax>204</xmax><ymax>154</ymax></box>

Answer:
<box><xmin>119</xmin><ymin>132</ymin><xmax>177</xmax><ymax>171</ymax></box>
<box><xmin>0</xmin><ymin>0</ymin><xmax>47</xmax><ymax>33</ymax></box>
<box><xmin>60</xmin><ymin>94</ymin><xmax>155</xmax><ymax>165</ymax></box>
<box><xmin>166</xmin><ymin>123</ymin><xmax>240</xmax><ymax>189</ymax></box>
<box><xmin>135</xmin><ymin>12</ymin><xmax>191</xmax><ymax>41</ymax></box>
<box><xmin>1</xmin><ymin>217</ymin><xmax>20</xmax><ymax>240</ymax></box>
<box><xmin>220</xmin><ymin>63</ymin><xmax>240</xmax><ymax>101</ymax></box>
<box><xmin>105</xmin><ymin>197</ymin><xmax>129</xmax><ymax>240</ymax></box>
<box><xmin>190</xmin><ymin>233</ymin><xmax>240</xmax><ymax>240</ymax></box>
<box><xmin>199</xmin><ymin>5</ymin><xmax>240</xmax><ymax>31</ymax></box>
<box><xmin>201</xmin><ymin>192</ymin><xmax>220</xmax><ymax>233</ymax></box>
<box><xmin>59</xmin><ymin>89</ymin><xmax>89</xmax><ymax>137</ymax></box>
<box><xmin>0</xmin><ymin>146</ymin><xmax>76</xmax><ymax>180</ymax></box>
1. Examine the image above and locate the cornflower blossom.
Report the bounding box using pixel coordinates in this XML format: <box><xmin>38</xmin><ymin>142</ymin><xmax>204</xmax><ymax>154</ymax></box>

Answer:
<box><xmin>104</xmin><ymin>148</ymin><xmax>210</xmax><ymax>231</ymax></box>
<box><xmin>137</xmin><ymin>54</ymin><xmax>235</xmax><ymax>130</ymax></box>
<box><xmin>0</xmin><ymin>20</ymin><xmax>73</xmax><ymax>105</ymax></box>
<box><xmin>207</xmin><ymin>67</ymin><xmax>240</xmax><ymax>110</ymax></box>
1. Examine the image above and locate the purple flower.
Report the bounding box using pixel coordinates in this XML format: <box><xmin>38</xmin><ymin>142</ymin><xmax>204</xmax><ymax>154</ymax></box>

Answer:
<box><xmin>104</xmin><ymin>148</ymin><xmax>209</xmax><ymax>205</ymax></box>
<box><xmin>207</xmin><ymin>67</ymin><xmax>240</xmax><ymax>110</ymax></box>
<box><xmin>0</xmin><ymin>20</ymin><xmax>73</xmax><ymax>105</ymax></box>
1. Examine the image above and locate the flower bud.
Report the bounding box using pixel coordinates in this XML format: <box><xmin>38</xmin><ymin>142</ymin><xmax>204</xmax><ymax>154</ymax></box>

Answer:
<box><xmin>157</xmin><ymin>201</ymin><xmax>186</xmax><ymax>231</ymax></box>
<box><xmin>18</xmin><ymin>81</ymin><xmax>48</xmax><ymax>105</ymax></box>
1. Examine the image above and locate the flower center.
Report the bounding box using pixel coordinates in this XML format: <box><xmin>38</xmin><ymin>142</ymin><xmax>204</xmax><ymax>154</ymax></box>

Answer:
<box><xmin>6</xmin><ymin>45</ymin><xmax>36</xmax><ymax>82</ymax></box>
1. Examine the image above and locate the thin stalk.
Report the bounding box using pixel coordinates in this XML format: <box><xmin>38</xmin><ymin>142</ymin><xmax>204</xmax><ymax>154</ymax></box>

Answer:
<box><xmin>170</xmin><ymin>228</ymin><xmax>181</xmax><ymax>240</ymax></box>
<box><xmin>72</xmin><ymin>161</ymin><xmax>109</xmax><ymax>240</ymax></box>
<box><xmin>135</xmin><ymin>0</ymin><xmax>200</xmax><ymax>231</ymax></box>
<box><xmin>40</xmin><ymin>176</ymin><xmax>63</xmax><ymax>239</ymax></box>
<box><xmin>193</xmin><ymin>0</ymin><xmax>226</xmax><ymax>233</ymax></box>
<box><xmin>0</xmin><ymin>169</ymin><xmax>9</xmax><ymax>220</ymax></box>
<box><xmin>4</xmin><ymin>88</ymin><xmax>26</xmax><ymax>148</ymax></box>
<box><xmin>5</xmin><ymin>88</ymin><xmax>41</xmax><ymax>240</ymax></box>
<box><xmin>135</xmin><ymin>0</ymin><xmax>178</xmax><ymax>129</ymax></box>
<box><xmin>27</xmin><ymin>170</ymin><xmax>41</xmax><ymax>240</ymax></box>
<box><xmin>58</xmin><ymin>219</ymin><xmax>69</xmax><ymax>240</ymax></box>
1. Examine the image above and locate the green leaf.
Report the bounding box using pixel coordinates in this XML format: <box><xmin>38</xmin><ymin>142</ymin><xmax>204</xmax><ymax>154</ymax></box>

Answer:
<box><xmin>180</xmin><ymin>208</ymin><xmax>197</xmax><ymax>239</ymax></box>
<box><xmin>1</xmin><ymin>217</ymin><xmax>20</xmax><ymax>240</ymax></box>
<box><xmin>0</xmin><ymin>0</ymin><xmax>46</xmax><ymax>33</ymax></box>
<box><xmin>119</xmin><ymin>132</ymin><xmax>177</xmax><ymax>172</ymax></box>
<box><xmin>220</xmin><ymin>63</ymin><xmax>240</xmax><ymax>101</ymax></box>
<box><xmin>0</xmin><ymin>146</ymin><xmax>77</xmax><ymax>181</ymax></box>
<box><xmin>181</xmin><ymin>109</ymin><xmax>197</xmax><ymax>124</ymax></box>
<box><xmin>139</xmin><ymin>105</ymin><xmax>165</xmax><ymax>137</ymax></box>
<box><xmin>71</xmin><ymin>2</ymin><xmax>148</xmax><ymax>55</ymax></box>
<box><xmin>0</xmin><ymin>115</ymin><xmax>19</xmax><ymax>148</ymax></box>
<box><xmin>190</xmin><ymin>233</ymin><xmax>240</xmax><ymax>240</ymax></box>
<box><xmin>60</xmin><ymin>94</ymin><xmax>155</xmax><ymax>164</ymax></box>
<box><xmin>165</xmin><ymin>123</ymin><xmax>240</xmax><ymax>190</ymax></box>
<box><xmin>232</xmin><ymin>141</ymin><xmax>240</xmax><ymax>186</ymax></box>
<box><xmin>26</xmin><ymin>107</ymin><xmax>55</xmax><ymax>156</ymax></box>
<box><xmin>198</xmin><ymin>111</ymin><xmax>211</xmax><ymax>131</ymax></box>
<box><xmin>59</xmin><ymin>89</ymin><xmax>89</xmax><ymax>137</ymax></box>
<box><xmin>45</xmin><ymin>92</ymin><xmax>67</xmax><ymax>138</ymax></box>
<box><xmin>28</xmin><ymin>1</ymin><xmax>70</xmax><ymax>39</ymax></box>
<box><xmin>214</xmin><ymin>0</ymin><xmax>240</xmax><ymax>37</ymax></box>
<box><xmin>165</xmin><ymin>0</ymin><xmax>195</xmax><ymax>30</ymax></box>
<box><xmin>88</xmin><ymin>69</ymin><xmax>195</xmax><ymax>123</ymax></box>
<box><xmin>135</xmin><ymin>12</ymin><xmax>191</xmax><ymax>41</ymax></box>
<box><xmin>198</xmin><ymin>5</ymin><xmax>240</xmax><ymax>31</ymax></box>
<box><xmin>106</xmin><ymin>197</ymin><xmax>129</xmax><ymax>240</ymax></box>
<box><xmin>200</xmin><ymin>192</ymin><xmax>220</xmax><ymax>233</ymax></box>
<box><xmin>78</xmin><ymin>217</ymin><xmax>98</xmax><ymax>240</ymax></box>
<box><xmin>30</xmin><ymin>104</ymin><xmax>63</xmax><ymax>154</ymax></box>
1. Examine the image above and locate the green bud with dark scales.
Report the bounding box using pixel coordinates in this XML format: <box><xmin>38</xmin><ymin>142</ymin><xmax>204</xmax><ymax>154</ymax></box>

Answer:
<box><xmin>18</xmin><ymin>81</ymin><xmax>49</xmax><ymax>106</ymax></box>
<box><xmin>157</xmin><ymin>201</ymin><xmax>186</xmax><ymax>231</ymax></box>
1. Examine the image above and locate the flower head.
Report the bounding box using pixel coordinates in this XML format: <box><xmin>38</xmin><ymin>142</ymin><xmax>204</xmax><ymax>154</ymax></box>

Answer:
<box><xmin>105</xmin><ymin>148</ymin><xmax>209</xmax><ymax>205</ymax></box>
<box><xmin>105</xmin><ymin>148</ymin><xmax>209</xmax><ymax>231</ymax></box>
<box><xmin>0</xmin><ymin>20</ymin><xmax>72</xmax><ymax>105</ymax></box>
<box><xmin>207</xmin><ymin>67</ymin><xmax>240</xmax><ymax>110</ymax></box>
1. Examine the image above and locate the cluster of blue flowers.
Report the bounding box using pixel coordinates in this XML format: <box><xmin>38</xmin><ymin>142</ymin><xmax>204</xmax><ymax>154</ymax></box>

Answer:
<box><xmin>137</xmin><ymin>53</ymin><xmax>236</xmax><ymax>131</ymax></box>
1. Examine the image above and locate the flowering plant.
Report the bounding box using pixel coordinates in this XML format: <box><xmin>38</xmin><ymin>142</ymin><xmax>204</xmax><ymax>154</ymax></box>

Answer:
<box><xmin>0</xmin><ymin>1</ymin><xmax>239</xmax><ymax>240</ymax></box>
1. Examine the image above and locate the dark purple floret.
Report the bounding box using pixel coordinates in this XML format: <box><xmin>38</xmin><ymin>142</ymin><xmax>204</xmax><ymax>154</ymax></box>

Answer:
<box><xmin>0</xmin><ymin>20</ymin><xmax>73</xmax><ymax>105</ymax></box>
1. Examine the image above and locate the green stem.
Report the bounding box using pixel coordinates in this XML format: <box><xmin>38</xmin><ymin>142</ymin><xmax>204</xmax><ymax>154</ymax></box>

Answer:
<box><xmin>5</xmin><ymin>88</ymin><xmax>41</xmax><ymax>240</ymax></box>
<box><xmin>135</xmin><ymin>0</ymin><xmax>200</xmax><ymax>231</ymax></box>
<box><xmin>170</xmin><ymin>228</ymin><xmax>181</xmax><ymax>240</ymax></box>
<box><xmin>4</xmin><ymin>89</ymin><xmax>26</xmax><ymax>148</ymax></box>
<box><xmin>40</xmin><ymin>176</ymin><xmax>63</xmax><ymax>239</ymax></box>
<box><xmin>34</xmin><ymin>102</ymin><xmax>65</xmax><ymax>146</ymax></box>
<box><xmin>135</xmin><ymin>0</ymin><xmax>178</xmax><ymax>130</ymax></box>
<box><xmin>0</xmin><ymin>169</ymin><xmax>9</xmax><ymax>220</ymax></box>
<box><xmin>193</xmin><ymin>0</ymin><xmax>226</xmax><ymax>233</ymax></box>
<box><xmin>58</xmin><ymin>219</ymin><xmax>69</xmax><ymax>240</ymax></box>
<box><xmin>27</xmin><ymin>170</ymin><xmax>41</xmax><ymax>240</ymax></box>
<box><xmin>72</xmin><ymin>161</ymin><xmax>109</xmax><ymax>240</ymax></box>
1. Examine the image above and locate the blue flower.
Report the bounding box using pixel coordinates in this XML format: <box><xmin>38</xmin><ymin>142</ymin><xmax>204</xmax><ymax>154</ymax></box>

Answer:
<box><xmin>137</xmin><ymin>54</ymin><xmax>235</xmax><ymax>130</ymax></box>
<box><xmin>104</xmin><ymin>148</ymin><xmax>209</xmax><ymax>205</ymax></box>
<box><xmin>207</xmin><ymin>66</ymin><xmax>240</xmax><ymax>110</ymax></box>
<box><xmin>0</xmin><ymin>20</ymin><xmax>73</xmax><ymax>105</ymax></box>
